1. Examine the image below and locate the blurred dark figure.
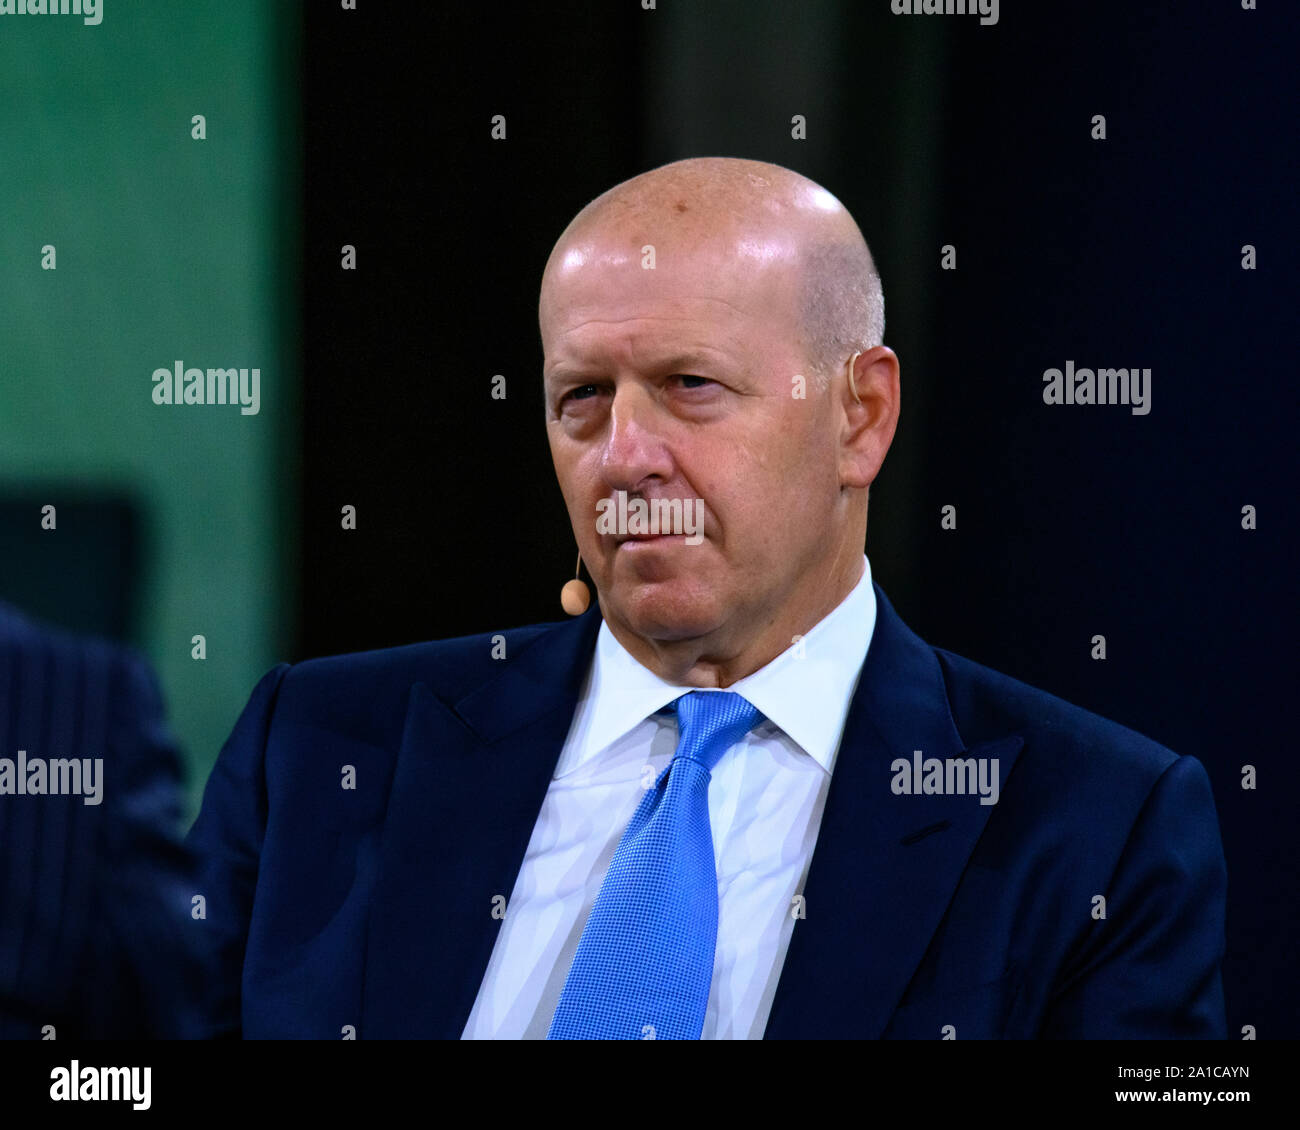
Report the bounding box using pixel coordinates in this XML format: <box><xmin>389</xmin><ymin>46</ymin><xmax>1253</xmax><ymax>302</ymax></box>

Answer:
<box><xmin>0</xmin><ymin>602</ymin><xmax>204</xmax><ymax>1038</ymax></box>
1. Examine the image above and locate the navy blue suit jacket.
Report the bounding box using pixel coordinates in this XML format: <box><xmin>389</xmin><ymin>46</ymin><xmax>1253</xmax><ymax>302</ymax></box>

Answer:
<box><xmin>186</xmin><ymin>584</ymin><xmax>1227</xmax><ymax>1039</ymax></box>
<box><xmin>0</xmin><ymin>603</ymin><xmax>204</xmax><ymax>1038</ymax></box>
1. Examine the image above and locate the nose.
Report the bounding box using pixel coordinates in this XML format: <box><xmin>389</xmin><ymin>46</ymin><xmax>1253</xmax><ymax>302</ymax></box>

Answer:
<box><xmin>599</xmin><ymin>385</ymin><xmax>673</xmax><ymax>493</ymax></box>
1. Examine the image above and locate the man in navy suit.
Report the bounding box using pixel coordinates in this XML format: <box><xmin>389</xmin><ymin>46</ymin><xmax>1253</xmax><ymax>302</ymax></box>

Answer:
<box><xmin>0</xmin><ymin>602</ymin><xmax>205</xmax><ymax>1038</ymax></box>
<box><xmin>187</xmin><ymin>157</ymin><xmax>1226</xmax><ymax>1039</ymax></box>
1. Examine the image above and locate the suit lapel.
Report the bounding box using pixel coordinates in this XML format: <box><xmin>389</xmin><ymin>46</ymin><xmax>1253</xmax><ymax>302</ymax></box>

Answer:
<box><xmin>763</xmin><ymin>586</ymin><xmax>1024</xmax><ymax>1038</ymax></box>
<box><xmin>361</xmin><ymin>606</ymin><xmax>603</xmax><ymax>1038</ymax></box>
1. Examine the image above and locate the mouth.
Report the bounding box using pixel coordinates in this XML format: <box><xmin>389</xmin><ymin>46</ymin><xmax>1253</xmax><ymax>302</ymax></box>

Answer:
<box><xmin>595</xmin><ymin>491</ymin><xmax>707</xmax><ymax>549</ymax></box>
<box><xmin>615</xmin><ymin>532</ymin><xmax>685</xmax><ymax>545</ymax></box>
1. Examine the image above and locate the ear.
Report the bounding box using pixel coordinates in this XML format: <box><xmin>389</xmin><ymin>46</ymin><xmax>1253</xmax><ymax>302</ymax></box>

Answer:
<box><xmin>840</xmin><ymin>346</ymin><xmax>900</xmax><ymax>489</ymax></box>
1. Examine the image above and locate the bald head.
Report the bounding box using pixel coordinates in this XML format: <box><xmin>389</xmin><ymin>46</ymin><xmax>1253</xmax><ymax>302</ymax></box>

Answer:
<box><xmin>540</xmin><ymin>157</ymin><xmax>901</xmax><ymax>684</ymax></box>
<box><xmin>540</xmin><ymin>157</ymin><xmax>884</xmax><ymax>383</ymax></box>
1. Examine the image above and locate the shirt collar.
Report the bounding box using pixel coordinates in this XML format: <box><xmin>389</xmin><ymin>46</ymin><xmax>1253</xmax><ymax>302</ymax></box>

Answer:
<box><xmin>553</xmin><ymin>555</ymin><xmax>877</xmax><ymax>778</ymax></box>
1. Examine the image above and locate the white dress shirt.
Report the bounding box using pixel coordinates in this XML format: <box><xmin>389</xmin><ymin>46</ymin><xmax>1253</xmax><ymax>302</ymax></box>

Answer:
<box><xmin>462</xmin><ymin>554</ymin><xmax>877</xmax><ymax>1039</ymax></box>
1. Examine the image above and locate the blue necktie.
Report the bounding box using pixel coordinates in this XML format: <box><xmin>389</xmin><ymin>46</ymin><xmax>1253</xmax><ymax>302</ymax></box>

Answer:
<box><xmin>547</xmin><ymin>690</ymin><xmax>763</xmax><ymax>1040</ymax></box>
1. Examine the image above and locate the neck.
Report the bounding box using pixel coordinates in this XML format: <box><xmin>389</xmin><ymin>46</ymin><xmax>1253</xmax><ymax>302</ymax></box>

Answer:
<box><xmin>603</xmin><ymin>545</ymin><xmax>866</xmax><ymax>688</ymax></box>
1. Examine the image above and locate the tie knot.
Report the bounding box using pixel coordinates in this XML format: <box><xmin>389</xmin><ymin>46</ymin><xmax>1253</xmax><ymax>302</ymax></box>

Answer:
<box><xmin>671</xmin><ymin>691</ymin><xmax>763</xmax><ymax>773</ymax></box>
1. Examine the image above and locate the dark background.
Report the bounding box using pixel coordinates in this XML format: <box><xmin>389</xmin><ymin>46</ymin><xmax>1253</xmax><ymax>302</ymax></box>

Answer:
<box><xmin>298</xmin><ymin>1</ymin><xmax>1294</xmax><ymax>1036</ymax></box>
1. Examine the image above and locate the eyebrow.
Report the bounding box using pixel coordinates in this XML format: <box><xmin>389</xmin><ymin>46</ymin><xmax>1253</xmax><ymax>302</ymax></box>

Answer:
<box><xmin>545</xmin><ymin>349</ymin><xmax>731</xmax><ymax>383</ymax></box>
<box><xmin>656</xmin><ymin>350</ymin><xmax>729</xmax><ymax>373</ymax></box>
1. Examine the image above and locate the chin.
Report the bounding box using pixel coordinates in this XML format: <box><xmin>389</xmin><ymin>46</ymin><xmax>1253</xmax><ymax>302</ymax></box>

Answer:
<box><xmin>606</xmin><ymin>577</ymin><xmax>725</xmax><ymax>642</ymax></box>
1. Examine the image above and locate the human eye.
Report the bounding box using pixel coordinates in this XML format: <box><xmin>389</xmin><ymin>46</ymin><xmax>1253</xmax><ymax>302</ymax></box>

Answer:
<box><xmin>552</xmin><ymin>381</ymin><xmax>607</xmax><ymax>414</ymax></box>
<box><xmin>672</xmin><ymin>374</ymin><xmax>714</xmax><ymax>390</ymax></box>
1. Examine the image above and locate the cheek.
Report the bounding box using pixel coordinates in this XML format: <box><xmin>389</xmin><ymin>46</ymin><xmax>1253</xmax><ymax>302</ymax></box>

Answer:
<box><xmin>729</xmin><ymin>423</ymin><xmax>839</xmax><ymax>534</ymax></box>
<box><xmin>552</xmin><ymin>444</ymin><xmax>599</xmax><ymax>503</ymax></box>
<box><xmin>722</xmin><ymin>407</ymin><xmax>820</xmax><ymax>483</ymax></box>
<box><xmin>563</xmin><ymin>456</ymin><xmax>614</xmax><ymax>551</ymax></box>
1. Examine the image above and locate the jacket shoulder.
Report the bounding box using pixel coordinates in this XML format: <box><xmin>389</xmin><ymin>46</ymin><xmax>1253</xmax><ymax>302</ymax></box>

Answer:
<box><xmin>267</xmin><ymin>618</ymin><xmax>568</xmax><ymax>744</ymax></box>
<box><xmin>933</xmin><ymin>645</ymin><xmax>1182</xmax><ymax>787</ymax></box>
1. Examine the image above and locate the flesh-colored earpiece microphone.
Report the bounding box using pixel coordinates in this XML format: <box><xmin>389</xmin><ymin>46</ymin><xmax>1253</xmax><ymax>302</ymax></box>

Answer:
<box><xmin>847</xmin><ymin>350</ymin><xmax>863</xmax><ymax>405</ymax></box>
<box><xmin>560</xmin><ymin>550</ymin><xmax>591</xmax><ymax>615</ymax></box>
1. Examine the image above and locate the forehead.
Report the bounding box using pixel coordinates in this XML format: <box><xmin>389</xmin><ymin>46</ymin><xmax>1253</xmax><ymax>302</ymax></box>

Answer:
<box><xmin>541</xmin><ymin>232</ymin><xmax>802</xmax><ymax>368</ymax></box>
